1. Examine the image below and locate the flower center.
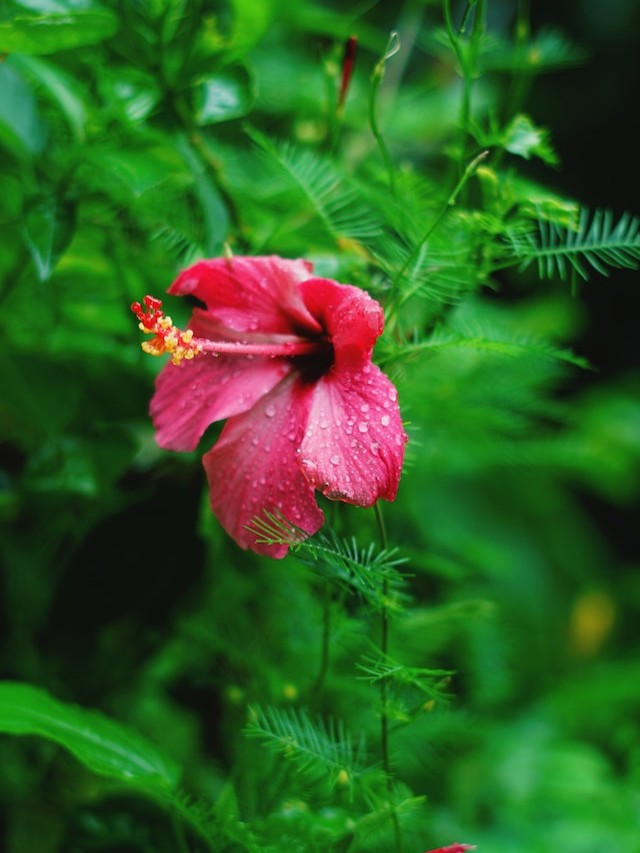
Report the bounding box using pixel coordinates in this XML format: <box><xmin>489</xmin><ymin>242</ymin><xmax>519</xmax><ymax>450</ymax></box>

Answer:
<box><xmin>132</xmin><ymin>296</ymin><xmax>331</xmax><ymax>367</ymax></box>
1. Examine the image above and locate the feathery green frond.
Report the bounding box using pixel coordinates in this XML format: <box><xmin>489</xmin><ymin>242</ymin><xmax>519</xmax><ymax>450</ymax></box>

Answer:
<box><xmin>349</xmin><ymin>782</ymin><xmax>427</xmax><ymax>847</ymax></box>
<box><xmin>357</xmin><ymin>654</ymin><xmax>454</xmax><ymax>702</ymax></box>
<box><xmin>247</xmin><ymin>511</ymin><xmax>408</xmax><ymax>608</ymax></box>
<box><xmin>506</xmin><ymin>208</ymin><xmax>640</xmax><ymax>280</ymax></box>
<box><xmin>246</xmin><ymin>128</ymin><xmax>381</xmax><ymax>244</ymax></box>
<box><xmin>378</xmin><ymin>324</ymin><xmax>590</xmax><ymax>370</ymax></box>
<box><xmin>245</xmin><ymin>706</ymin><xmax>369</xmax><ymax>785</ymax></box>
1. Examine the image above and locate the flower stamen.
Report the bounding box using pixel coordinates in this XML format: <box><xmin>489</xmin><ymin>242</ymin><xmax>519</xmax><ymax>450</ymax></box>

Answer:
<box><xmin>132</xmin><ymin>295</ymin><xmax>329</xmax><ymax>364</ymax></box>
<box><xmin>131</xmin><ymin>296</ymin><xmax>203</xmax><ymax>365</ymax></box>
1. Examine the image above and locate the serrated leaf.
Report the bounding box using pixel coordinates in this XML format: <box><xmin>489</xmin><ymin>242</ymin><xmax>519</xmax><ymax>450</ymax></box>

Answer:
<box><xmin>0</xmin><ymin>682</ymin><xmax>180</xmax><ymax>790</ymax></box>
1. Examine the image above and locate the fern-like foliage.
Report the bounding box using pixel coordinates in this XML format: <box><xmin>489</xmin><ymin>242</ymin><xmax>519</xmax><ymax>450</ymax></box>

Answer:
<box><xmin>247</xmin><ymin>511</ymin><xmax>408</xmax><ymax>609</ymax></box>
<box><xmin>246</xmin><ymin>128</ymin><xmax>381</xmax><ymax>244</ymax></box>
<box><xmin>170</xmin><ymin>787</ymin><xmax>262</xmax><ymax>853</ymax></box>
<box><xmin>245</xmin><ymin>706</ymin><xmax>369</xmax><ymax>787</ymax></box>
<box><xmin>349</xmin><ymin>781</ymin><xmax>427</xmax><ymax>848</ymax></box>
<box><xmin>505</xmin><ymin>208</ymin><xmax>640</xmax><ymax>281</ymax></box>
<box><xmin>357</xmin><ymin>653</ymin><xmax>453</xmax><ymax>703</ymax></box>
<box><xmin>378</xmin><ymin>322</ymin><xmax>590</xmax><ymax>371</ymax></box>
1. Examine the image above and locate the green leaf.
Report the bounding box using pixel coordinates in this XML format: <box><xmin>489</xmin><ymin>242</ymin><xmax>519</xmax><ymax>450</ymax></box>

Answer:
<box><xmin>193</xmin><ymin>66</ymin><xmax>254</xmax><ymax>125</ymax></box>
<box><xmin>0</xmin><ymin>682</ymin><xmax>180</xmax><ymax>791</ymax></box>
<box><xmin>380</xmin><ymin>326</ymin><xmax>590</xmax><ymax>371</ymax></box>
<box><xmin>230</xmin><ymin>0</ymin><xmax>273</xmax><ymax>53</ymax></box>
<box><xmin>507</xmin><ymin>208</ymin><xmax>640</xmax><ymax>281</ymax></box>
<box><xmin>245</xmin><ymin>706</ymin><xmax>368</xmax><ymax>786</ymax></box>
<box><xmin>10</xmin><ymin>54</ymin><xmax>88</xmax><ymax>141</ymax></box>
<box><xmin>473</xmin><ymin>113</ymin><xmax>559</xmax><ymax>166</ymax></box>
<box><xmin>0</xmin><ymin>63</ymin><xmax>47</xmax><ymax>157</ymax></box>
<box><xmin>0</xmin><ymin>7</ymin><xmax>119</xmax><ymax>54</ymax></box>
<box><xmin>248</xmin><ymin>129</ymin><xmax>381</xmax><ymax>244</ymax></box>
<box><xmin>502</xmin><ymin>114</ymin><xmax>559</xmax><ymax>165</ymax></box>
<box><xmin>22</xmin><ymin>194</ymin><xmax>77</xmax><ymax>281</ymax></box>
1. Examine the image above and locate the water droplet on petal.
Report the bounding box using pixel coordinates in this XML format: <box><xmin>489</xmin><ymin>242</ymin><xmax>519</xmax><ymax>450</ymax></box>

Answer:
<box><xmin>319</xmin><ymin>418</ymin><xmax>329</xmax><ymax>429</ymax></box>
<box><xmin>360</xmin><ymin>403</ymin><xmax>370</xmax><ymax>413</ymax></box>
<box><xmin>265</xmin><ymin>404</ymin><xmax>276</xmax><ymax>418</ymax></box>
<box><xmin>358</xmin><ymin>422</ymin><xmax>368</xmax><ymax>433</ymax></box>
<box><xmin>330</xmin><ymin>455</ymin><xmax>340</xmax><ymax>465</ymax></box>
<box><xmin>388</xmin><ymin>388</ymin><xmax>398</xmax><ymax>402</ymax></box>
<box><xmin>251</xmin><ymin>437</ymin><xmax>259</xmax><ymax>446</ymax></box>
<box><xmin>381</xmin><ymin>414</ymin><xmax>390</xmax><ymax>426</ymax></box>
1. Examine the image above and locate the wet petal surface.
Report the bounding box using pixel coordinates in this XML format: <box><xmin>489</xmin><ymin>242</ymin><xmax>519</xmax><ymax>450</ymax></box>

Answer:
<box><xmin>170</xmin><ymin>256</ymin><xmax>322</xmax><ymax>336</ymax></box>
<box><xmin>151</xmin><ymin>355</ymin><xmax>292</xmax><ymax>452</ymax></box>
<box><xmin>203</xmin><ymin>375</ymin><xmax>325</xmax><ymax>557</ymax></box>
<box><xmin>298</xmin><ymin>362</ymin><xmax>407</xmax><ymax>506</ymax></box>
<box><xmin>298</xmin><ymin>277</ymin><xmax>384</xmax><ymax>368</ymax></box>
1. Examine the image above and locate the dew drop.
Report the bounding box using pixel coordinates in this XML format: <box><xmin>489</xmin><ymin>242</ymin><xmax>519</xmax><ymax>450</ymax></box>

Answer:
<box><xmin>251</xmin><ymin>437</ymin><xmax>259</xmax><ymax>446</ymax></box>
<box><xmin>330</xmin><ymin>454</ymin><xmax>340</xmax><ymax>465</ymax></box>
<box><xmin>265</xmin><ymin>404</ymin><xmax>276</xmax><ymax>418</ymax></box>
<box><xmin>319</xmin><ymin>418</ymin><xmax>329</xmax><ymax>429</ymax></box>
<box><xmin>388</xmin><ymin>388</ymin><xmax>398</xmax><ymax>402</ymax></box>
<box><xmin>358</xmin><ymin>422</ymin><xmax>369</xmax><ymax>433</ymax></box>
<box><xmin>381</xmin><ymin>414</ymin><xmax>390</xmax><ymax>426</ymax></box>
<box><xmin>360</xmin><ymin>403</ymin><xmax>370</xmax><ymax>413</ymax></box>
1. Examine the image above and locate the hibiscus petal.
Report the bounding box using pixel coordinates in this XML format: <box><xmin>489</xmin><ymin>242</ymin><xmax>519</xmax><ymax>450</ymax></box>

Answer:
<box><xmin>170</xmin><ymin>256</ymin><xmax>323</xmax><ymax>336</ymax></box>
<box><xmin>151</xmin><ymin>355</ymin><xmax>292</xmax><ymax>452</ymax></box>
<box><xmin>297</xmin><ymin>362</ymin><xmax>407</xmax><ymax>506</ymax></box>
<box><xmin>203</xmin><ymin>375</ymin><xmax>325</xmax><ymax>557</ymax></box>
<box><xmin>298</xmin><ymin>277</ymin><xmax>384</xmax><ymax>368</ymax></box>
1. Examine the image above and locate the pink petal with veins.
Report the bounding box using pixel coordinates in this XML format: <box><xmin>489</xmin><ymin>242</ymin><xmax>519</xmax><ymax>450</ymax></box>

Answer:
<box><xmin>203</xmin><ymin>375</ymin><xmax>324</xmax><ymax>557</ymax></box>
<box><xmin>170</xmin><ymin>256</ymin><xmax>322</xmax><ymax>336</ymax></box>
<box><xmin>151</xmin><ymin>355</ymin><xmax>292</xmax><ymax>452</ymax></box>
<box><xmin>299</xmin><ymin>277</ymin><xmax>384</xmax><ymax>368</ymax></box>
<box><xmin>298</xmin><ymin>361</ymin><xmax>407</xmax><ymax>506</ymax></box>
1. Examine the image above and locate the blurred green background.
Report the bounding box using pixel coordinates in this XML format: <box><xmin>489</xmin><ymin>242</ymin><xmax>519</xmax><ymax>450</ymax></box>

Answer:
<box><xmin>1</xmin><ymin>1</ymin><xmax>639</xmax><ymax>851</ymax></box>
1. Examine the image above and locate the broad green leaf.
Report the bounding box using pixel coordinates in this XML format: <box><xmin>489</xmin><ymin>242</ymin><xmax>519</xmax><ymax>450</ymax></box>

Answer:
<box><xmin>193</xmin><ymin>66</ymin><xmax>254</xmax><ymax>125</ymax></box>
<box><xmin>0</xmin><ymin>64</ymin><xmax>46</xmax><ymax>157</ymax></box>
<box><xmin>0</xmin><ymin>8</ymin><xmax>118</xmax><ymax>54</ymax></box>
<box><xmin>9</xmin><ymin>54</ymin><xmax>88</xmax><ymax>141</ymax></box>
<box><xmin>230</xmin><ymin>0</ymin><xmax>273</xmax><ymax>53</ymax></box>
<box><xmin>22</xmin><ymin>194</ymin><xmax>77</xmax><ymax>281</ymax></box>
<box><xmin>0</xmin><ymin>682</ymin><xmax>179</xmax><ymax>791</ymax></box>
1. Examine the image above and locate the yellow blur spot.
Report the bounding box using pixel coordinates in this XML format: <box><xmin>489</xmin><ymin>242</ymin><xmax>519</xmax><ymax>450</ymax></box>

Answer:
<box><xmin>568</xmin><ymin>590</ymin><xmax>616</xmax><ymax>657</ymax></box>
<box><xmin>282</xmin><ymin>683</ymin><xmax>298</xmax><ymax>701</ymax></box>
<box><xmin>336</xmin><ymin>769</ymin><xmax>350</xmax><ymax>787</ymax></box>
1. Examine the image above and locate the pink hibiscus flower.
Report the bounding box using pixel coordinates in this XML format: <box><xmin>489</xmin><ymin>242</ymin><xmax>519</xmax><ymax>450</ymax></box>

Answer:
<box><xmin>133</xmin><ymin>255</ymin><xmax>407</xmax><ymax>558</ymax></box>
<box><xmin>424</xmin><ymin>845</ymin><xmax>476</xmax><ymax>853</ymax></box>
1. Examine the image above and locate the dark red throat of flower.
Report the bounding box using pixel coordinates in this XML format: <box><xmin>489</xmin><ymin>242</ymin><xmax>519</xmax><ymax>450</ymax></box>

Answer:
<box><xmin>131</xmin><ymin>296</ymin><xmax>332</xmax><ymax>367</ymax></box>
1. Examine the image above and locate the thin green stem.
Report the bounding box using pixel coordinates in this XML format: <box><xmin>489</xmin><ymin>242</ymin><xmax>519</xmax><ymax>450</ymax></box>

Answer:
<box><xmin>373</xmin><ymin>502</ymin><xmax>403</xmax><ymax>853</ymax></box>
<box><xmin>444</xmin><ymin>0</ymin><xmax>485</xmax><ymax>181</ymax></box>
<box><xmin>387</xmin><ymin>149</ymin><xmax>488</xmax><ymax>316</ymax></box>
<box><xmin>311</xmin><ymin>582</ymin><xmax>332</xmax><ymax>703</ymax></box>
<box><xmin>369</xmin><ymin>32</ymin><xmax>400</xmax><ymax>196</ymax></box>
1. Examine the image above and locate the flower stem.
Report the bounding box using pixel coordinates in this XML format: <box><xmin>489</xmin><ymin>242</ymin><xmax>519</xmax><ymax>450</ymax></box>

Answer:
<box><xmin>311</xmin><ymin>581</ymin><xmax>332</xmax><ymax>703</ymax></box>
<box><xmin>373</xmin><ymin>502</ymin><xmax>403</xmax><ymax>853</ymax></box>
<box><xmin>369</xmin><ymin>32</ymin><xmax>400</xmax><ymax>196</ymax></box>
